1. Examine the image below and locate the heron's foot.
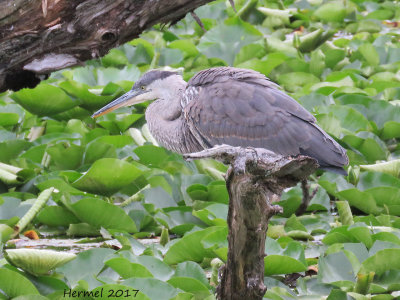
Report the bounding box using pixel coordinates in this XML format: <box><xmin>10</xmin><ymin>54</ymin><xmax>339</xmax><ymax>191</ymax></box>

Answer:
<box><xmin>184</xmin><ymin>144</ymin><xmax>278</xmax><ymax>165</ymax></box>
<box><xmin>184</xmin><ymin>145</ymin><xmax>318</xmax><ymax>185</ymax></box>
<box><xmin>183</xmin><ymin>145</ymin><xmax>239</xmax><ymax>162</ymax></box>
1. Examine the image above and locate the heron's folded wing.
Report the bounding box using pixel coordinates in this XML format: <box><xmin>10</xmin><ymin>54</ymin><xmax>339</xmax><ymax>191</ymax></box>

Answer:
<box><xmin>184</xmin><ymin>77</ymin><xmax>347</xmax><ymax>169</ymax></box>
<box><xmin>187</xmin><ymin>67</ymin><xmax>316</xmax><ymax>123</ymax></box>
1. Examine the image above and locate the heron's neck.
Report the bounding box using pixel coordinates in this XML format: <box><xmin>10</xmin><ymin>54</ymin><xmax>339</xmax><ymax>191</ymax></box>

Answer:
<box><xmin>145</xmin><ymin>79</ymin><xmax>198</xmax><ymax>153</ymax></box>
<box><xmin>149</xmin><ymin>77</ymin><xmax>186</xmax><ymax>121</ymax></box>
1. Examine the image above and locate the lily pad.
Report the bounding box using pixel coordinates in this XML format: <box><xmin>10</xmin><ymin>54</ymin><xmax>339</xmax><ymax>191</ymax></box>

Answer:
<box><xmin>11</xmin><ymin>84</ymin><xmax>79</xmax><ymax>116</ymax></box>
<box><xmin>167</xmin><ymin>277</ymin><xmax>210</xmax><ymax>296</ymax></box>
<box><xmin>124</xmin><ymin>278</ymin><xmax>179</xmax><ymax>300</ymax></box>
<box><xmin>105</xmin><ymin>257</ymin><xmax>153</xmax><ymax>279</ymax></box>
<box><xmin>264</xmin><ymin>255</ymin><xmax>307</xmax><ymax>275</ymax></box>
<box><xmin>164</xmin><ymin>226</ymin><xmax>222</xmax><ymax>265</ymax></box>
<box><xmin>71</xmin><ymin>197</ymin><xmax>137</xmax><ymax>232</ymax></box>
<box><xmin>57</xmin><ymin>248</ymin><xmax>115</xmax><ymax>289</ymax></box>
<box><xmin>72</xmin><ymin>158</ymin><xmax>142</xmax><ymax>195</ymax></box>
<box><xmin>198</xmin><ymin>17</ymin><xmax>262</xmax><ymax>65</ymax></box>
<box><xmin>0</xmin><ymin>268</ymin><xmax>39</xmax><ymax>298</ymax></box>
<box><xmin>5</xmin><ymin>249</ymin><xmax>76</xmax><ymax>276</ymax></box>
<box><xmin>0</xmin><ymin>113</ymin><xmax>19</xmax><ymax>126</ymax></box>
<box><xmin>360</xmin><ymin>160</ymin><xmax>400</xmax><ymax>178</ymax></box>
<box><xmin>36</xmin><ymin>206</ymin><xmax>80</xmax><ymax>227</ymax></box>
<box><xmin>359</xmin><ymin>249</ymin><xmax>400</xmax><ymax>276</ymax></box>
<box><xmin>314</xmin><ymin>1</ymin><xmax>347</xmax><ymax>23</ymax></box>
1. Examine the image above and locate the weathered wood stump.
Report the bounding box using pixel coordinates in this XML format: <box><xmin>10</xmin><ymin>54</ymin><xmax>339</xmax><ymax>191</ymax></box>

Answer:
<box><xmin>185</xmin><ymin>145</ymin><xmax>318</xmax><ymax>300</ymax></box>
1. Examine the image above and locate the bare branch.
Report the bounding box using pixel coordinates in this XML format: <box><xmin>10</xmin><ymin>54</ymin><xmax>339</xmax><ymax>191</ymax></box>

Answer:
<box><xmin>190</xmin><ymin>11</ymin><xmax>206</xmax><ymax>32</ymax></box>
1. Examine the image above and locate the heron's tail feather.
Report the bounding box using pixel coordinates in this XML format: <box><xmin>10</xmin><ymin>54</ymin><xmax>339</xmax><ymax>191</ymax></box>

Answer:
<box><xmin>299</xmin><ymin>124</ymin><xmax>349</xmax><ymax>175</ymax></box>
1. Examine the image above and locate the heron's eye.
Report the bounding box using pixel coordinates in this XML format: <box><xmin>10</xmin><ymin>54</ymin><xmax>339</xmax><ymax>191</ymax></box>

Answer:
<box><xmin>140</xmin><ymin>85</ymin><xmax>146</xmax><ymax>90</ymax></box>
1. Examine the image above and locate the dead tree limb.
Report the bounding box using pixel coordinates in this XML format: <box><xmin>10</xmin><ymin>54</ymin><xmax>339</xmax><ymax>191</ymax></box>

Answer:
<box><xmin>0</xmin><ymin>0</ymin><xmax>214</xmax><ymax>92</ymax></box>
<box><xmin>185</xmin><ymin>145</ymin><xmax>318</xmax><ymax>300</ymax></box>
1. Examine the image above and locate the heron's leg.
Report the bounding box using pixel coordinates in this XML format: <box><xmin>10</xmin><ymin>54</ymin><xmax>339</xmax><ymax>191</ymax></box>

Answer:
<box><xmin>296</xmin><ymin>180</ymin><xmax>319</xmax><ymax>216</ymax></box>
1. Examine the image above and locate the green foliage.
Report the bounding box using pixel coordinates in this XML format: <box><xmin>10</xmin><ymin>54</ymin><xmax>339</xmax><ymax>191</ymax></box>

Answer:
<box><xmin>0</xmin><ymin>0</ymin><xmax>400</xmax><ymax>298</ymax></box>
<box><xmin>5</xmin><ymin>249</ymin><xmax>76</xmax><ymax>276</ymax></box>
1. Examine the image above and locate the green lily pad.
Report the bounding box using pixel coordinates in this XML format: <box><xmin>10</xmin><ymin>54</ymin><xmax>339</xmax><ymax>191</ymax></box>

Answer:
<box><xmin>201</xmin><ymin>226</ymin><xmax>228</xmax><ymax>251</ymax></box>
<box><xmin>318</xmin><ymin>252</ymin><xmax>356</xmax><ymax>284</ymax></box>
<box><xmin>164</xmin><ymin>226</ymin><xmax>222</xmax><ymax>265</ymax></box>
<box><xmin>0</xmin><ymin>268</ymin><xmax>39</xmax><ymax>298</ymax></box>
<box><xmin>5</xmin><ymin>249</ymin><xmax>76</xmax><ymax>276</ymax></box>
<box><xmin>124</xmin><ymin>278</ymin><xmax>179</xmax><ymax>300</ymax></box>
<box><xmin>132</xmin><ymin>256</ymin><xmax>174</xmax><ymax>281</ymax></box>
<box><xmin>159</xmin><ymin>48</ymin><xmax>184</xmax><ymax>66</ymax></box>
<box><xmin>314</xmin><ymin>1</ymin><xmax>347</xmax><ymax>23</ymax></box>
<box><xmin>57</xmin><ymin>248</ymin><xmax>115</xmax><ymax>289</ymax></box>
<box><xmin>0</xmin><ymin>223</ymin><xmax>13</xmax><ymax>242</ymax></box>
<box><xmin>264</xmin><ymin>255</ymin><xmax>307</xmax><ymax>275</ymax></box>
<box><xmin>46</xmin><ymin>143</ymin><xmax>84</xmax><ymax>170</ymax></box>
<box><xmin>278</xmin><ymin>72</ymin><xmax>320</xmax><ymax>92</ymax></box>
<box><xmin>348</xmin><ymin>224</ymin><xmax>373</xmax><ymax>249</ymax></box>
<box><xmin>83</xmin><ymin>141</ymin><xmax>117</xmax><ymax>164</ymax></box>
<box><xmin>36</xmin><ymin>206</ymin><xmax>80</xmax><ymax>227</ymax></box>
<box><xmin>285</xmin><ymin>215</ymin><xmax>307</xmax><ymax>232</ymax></box>
<box><xmin>381</xmin><ymin>121</ymin><xmax>400</xmax><ymax>139</ymax></box>
<box><xmin>11</xmin><ymin>84</ymin><xmax>79</xmax><ymax>116</ymax></box>
<box><xmin>66</xmin><ymin>222</ymin><xmax>100</xmax><ymax>236</ymax></box>
<box><xmin>198</xmin><ymin>17</ymin><xmax>262</xmax><ymax>65</ymax></box>
<box><xmin>173</xmin><ymin>262</ymin><xmax>209</xmax><ymax>287</ymax></box>
<box><xmin>359</xmin><ymin>44</ymin><xmax>380</xmax><ymax>67</ymax></box>
<box><xmin>360</xmin><ymin>160</ymin><xmax>400</xmax><ymax>178</ymax></box>
<box><xmin>359</xmin><ymin>249</ymin><xmax>400</xmax><ymax>276</ymax></box>
<box><xmin>58</xmin><ymin>80</ymin><xmax>119</xmax><ymax>110</ymax></box>
<box><xmin>0</xmin><ymin>113</ymin><xmax>19</xmax><ymax>126</ymax></box>
<box><xmin>207</xmin><ymin>180</ymin><xmax>228</xmax><ymax>204</ymax></box>
<box><xmin>71</xmin><ymin>197</ymin><xmax>137</xmax><ymax>232</ymax></box>
<box><xmin>0</xmin><ymin>140</ymin><xmax>32</xmax><ymax>163</ymax></box>
<box><xmin>338</xmin><ymin>189</ymin><xmax>381</xmax><ymax>215</ymax></box>
<box><xmin>187</xmin><ymin>184</ymin><xmax>208</xmax><ymax>201</ymax></box>
<box><xmin>105</xmin><ymin>257</ymin><xmax>153</xmax><ymax>279</ymax></box>
<box><xmin>134</xmin><ymin>145</ymin><xmax>169</xmax><ymax>168</ymax></box>
<box><xmin>72</xmin><ymin>158</ymin><xmax>142</xmax><ymax>195</ymax></box>
<box><xmin>193</xmin><ymin>203</ymin><xmax>227</xmax><ymax>226</ymax></box>
<box><xmin>322</xmin><ymin>226</ymin><xmax>357</xmax><ymax>245</ymax></box>
<box><xmin>169</xmin><ymin>40</ymin><xmax>199</xmax><ymax>58</ymax></box>
<box><xmin>167</xmin><ymin>277</ymin><xmax>210</xmax><ymax>296</ymax></box>
<box><xmin>12</xmin><ymin>295</ymin><xmax>49</xmax><ymax>300</ymax></box>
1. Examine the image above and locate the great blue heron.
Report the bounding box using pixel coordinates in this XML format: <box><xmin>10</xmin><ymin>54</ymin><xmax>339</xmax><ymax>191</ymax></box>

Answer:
<box><xmin>92</xmin><ymin>67</ymin><xmax>348</xmax><ymax>174</ymax></box>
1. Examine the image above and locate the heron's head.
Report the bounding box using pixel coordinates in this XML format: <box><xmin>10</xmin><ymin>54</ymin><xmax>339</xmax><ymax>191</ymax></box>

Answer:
<box><xmin>92</xmin><ymin>70</ymin><xmax>184</xmax><ymax>118</ymax></box>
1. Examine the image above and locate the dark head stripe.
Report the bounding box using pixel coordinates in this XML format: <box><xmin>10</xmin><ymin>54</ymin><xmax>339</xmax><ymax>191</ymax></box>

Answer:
<box><xmin>135</xmin><ymin>70</ymin><xmax>177</xmax><ymax>88</ymax></box>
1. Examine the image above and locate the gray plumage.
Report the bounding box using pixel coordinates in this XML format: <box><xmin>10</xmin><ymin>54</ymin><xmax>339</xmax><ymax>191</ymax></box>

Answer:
<box><xmin>94</xmin><ymin>67</ymin><xmax>349</xmax><ymax>174</ymax></box>
<box><xmin>134</xmin><ymin>70</ymin><xmax>178</xmax><ymax>87</ymax></box>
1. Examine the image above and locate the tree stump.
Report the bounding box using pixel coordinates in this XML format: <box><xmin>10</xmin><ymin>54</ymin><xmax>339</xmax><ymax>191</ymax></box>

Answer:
<box><xmin>184</xmin><ymin>145</ymin><xmax>318</xmax><ymax>300</ymax></box>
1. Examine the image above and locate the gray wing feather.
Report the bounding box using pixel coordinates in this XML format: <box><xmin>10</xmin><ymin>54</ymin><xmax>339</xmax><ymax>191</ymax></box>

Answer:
<box><xmin>184</xmin><ymin>67</ymin><xmax>348</xmax><ymax>171</ymax></box>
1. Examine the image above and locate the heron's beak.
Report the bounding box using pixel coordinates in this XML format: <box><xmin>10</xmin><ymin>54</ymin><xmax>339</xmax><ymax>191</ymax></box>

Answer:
<box><xmin>92</xmin><ymin>89</ymin><xmax>148</xmax><ymax>118</ymax></box>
